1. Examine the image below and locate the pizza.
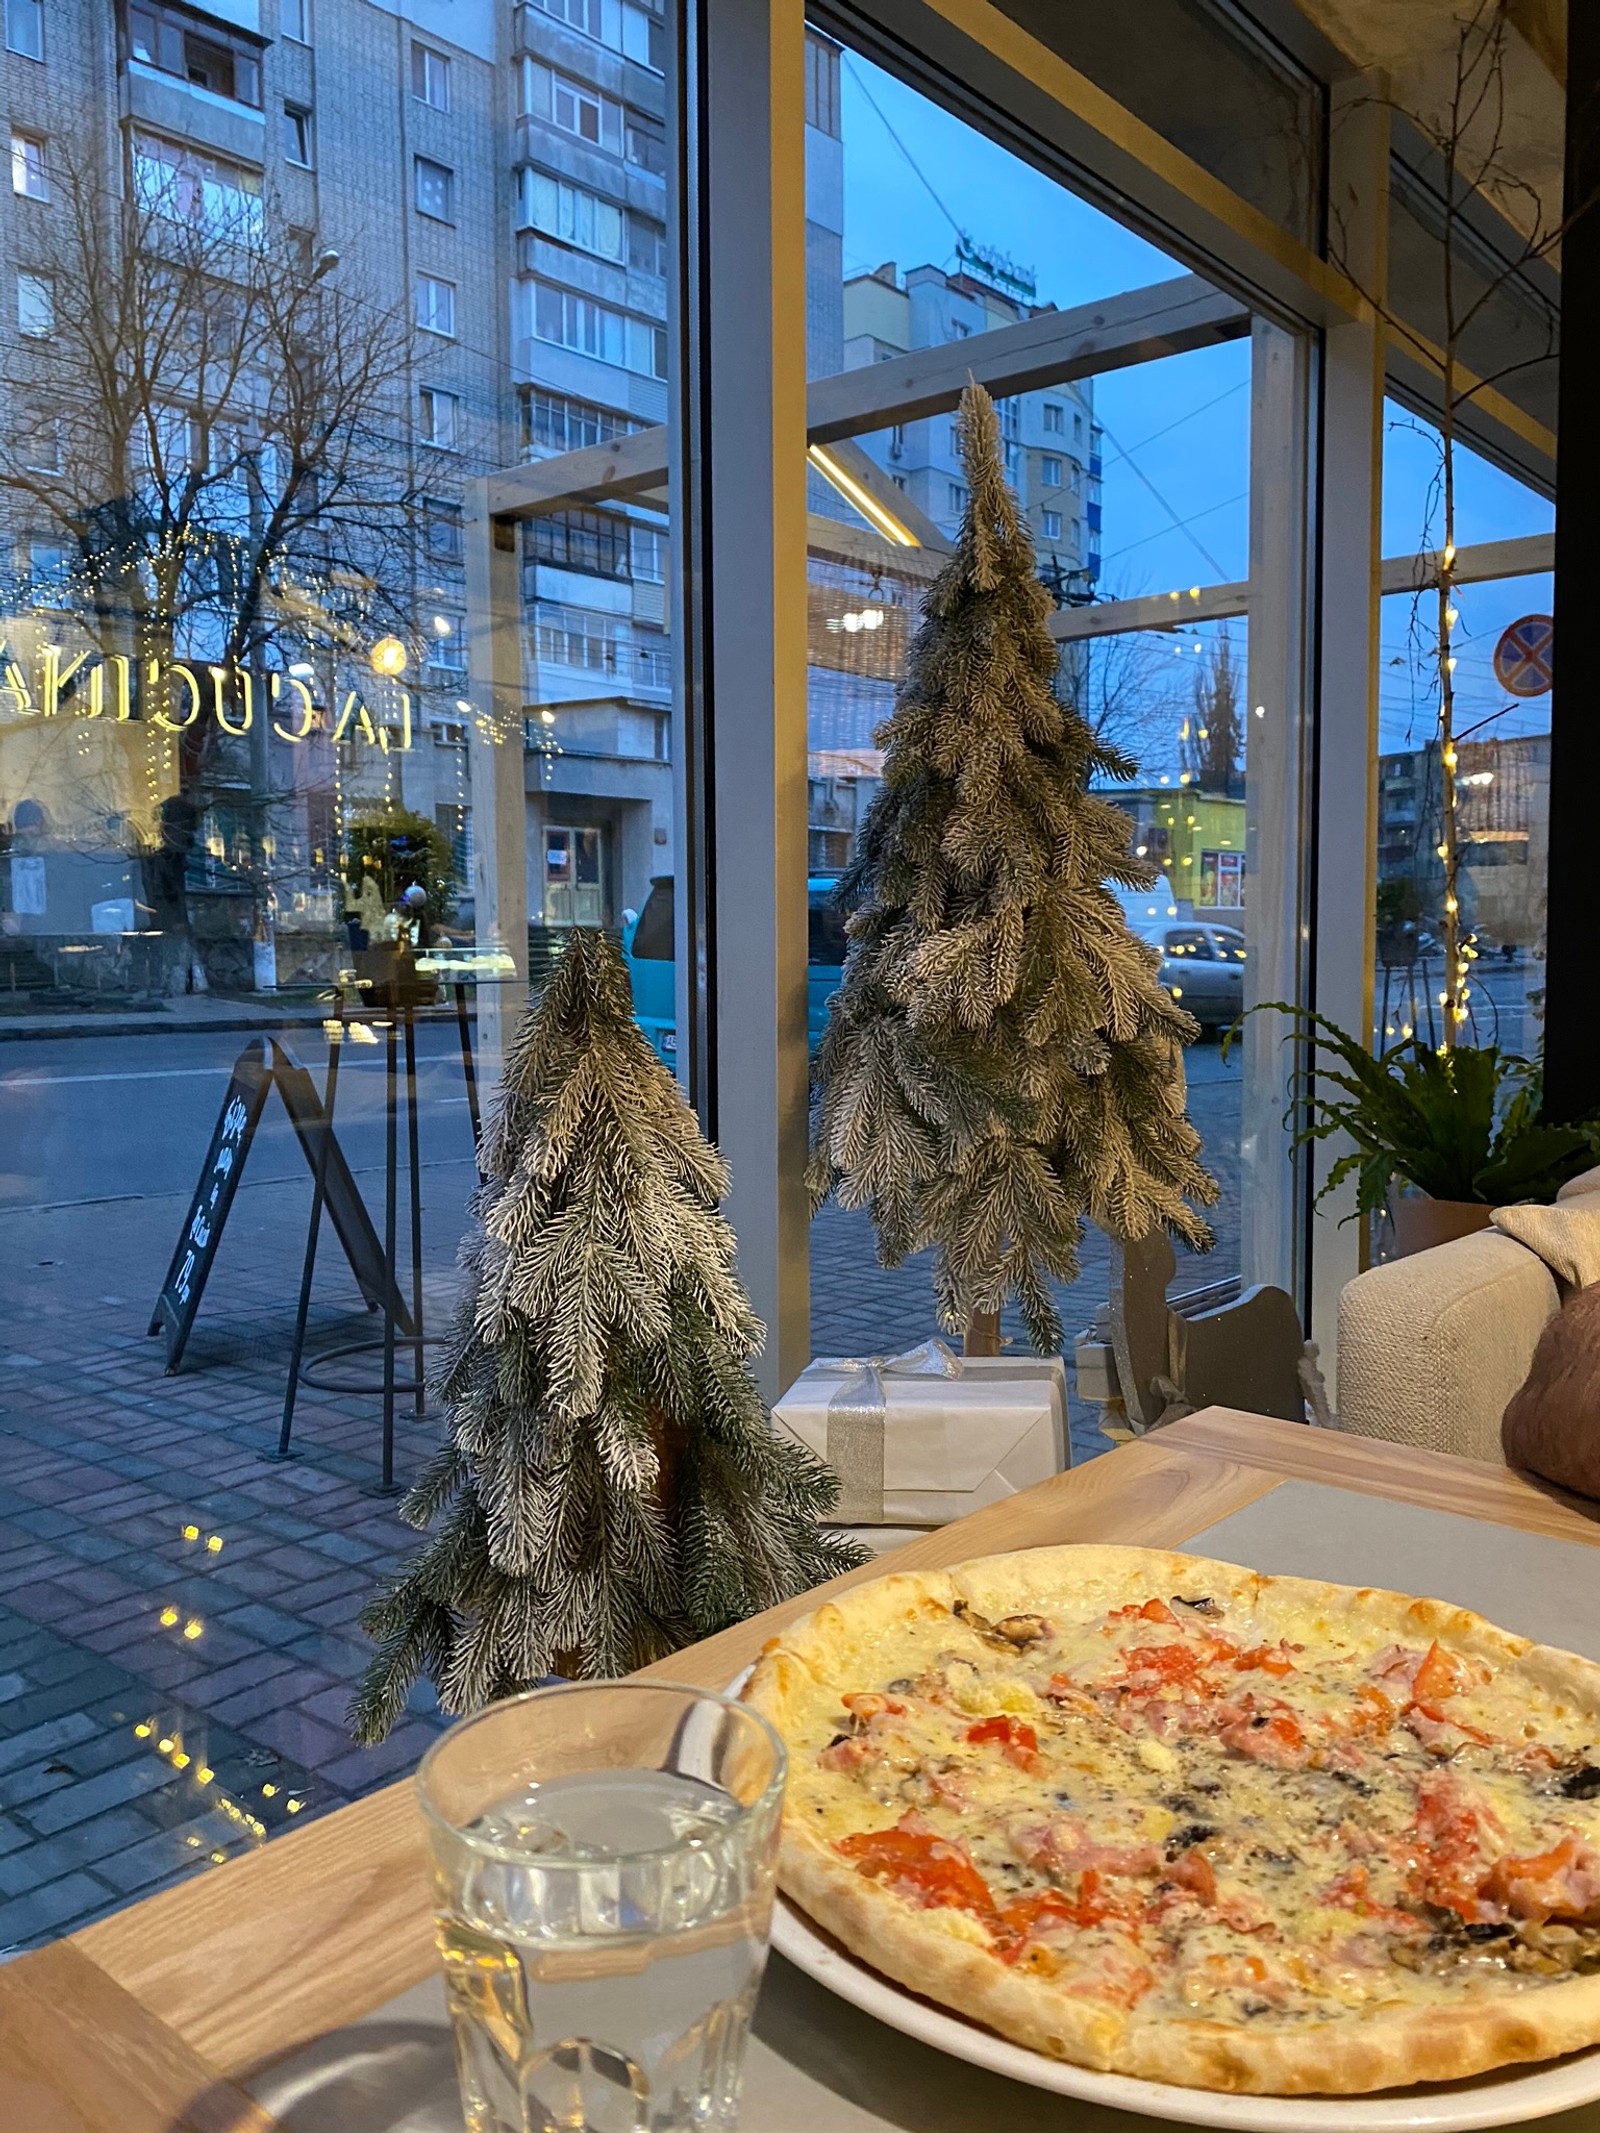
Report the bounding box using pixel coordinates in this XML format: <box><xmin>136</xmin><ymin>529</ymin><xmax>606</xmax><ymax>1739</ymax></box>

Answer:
<box><xmin>742</xmin><ymin>1544</ymin><xmax>1600</xmax><ymax>2096</ymax></box>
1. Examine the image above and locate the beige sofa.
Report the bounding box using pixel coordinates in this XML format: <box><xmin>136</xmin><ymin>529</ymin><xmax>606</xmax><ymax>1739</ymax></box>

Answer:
<box><xmin>1336</xmin><ymin>1166</ymin><xmax>1600</xmax><ymax>1464</ymax></box>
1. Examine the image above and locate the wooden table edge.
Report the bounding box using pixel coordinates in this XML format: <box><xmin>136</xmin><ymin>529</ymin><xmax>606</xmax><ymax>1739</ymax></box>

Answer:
<box><xmin>13</xmin><ymin>1409</ymin><xmax>1594</xmax><ymax>2119</ymax></box>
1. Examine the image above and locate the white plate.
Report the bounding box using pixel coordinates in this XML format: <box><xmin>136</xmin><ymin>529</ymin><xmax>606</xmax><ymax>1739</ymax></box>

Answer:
<box><xmin>771</xmin><ymin>1893</ymin><xmax>1600</xmax><ymax>2131</ymax></box>
<box><xmin>731</xmin><ymin>1670</ymin><xmax>1600</xmax><ymax>2129</ymax></box>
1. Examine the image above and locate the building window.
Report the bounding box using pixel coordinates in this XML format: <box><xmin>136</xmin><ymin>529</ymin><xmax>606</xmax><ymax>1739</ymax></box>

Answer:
<box><xmin>1041</xmin><ymin>454</ymin><xmax>1062</xmax><ymax>486</ymax></box>
<box><xmin>10</xmin><ymin>130</ymin><xmax>46</xmax><ymax>200</ymax></box>
<box><xmin>1070</xmin><ymin>461</ymin><xmax>1082</xmax><ymax>494</ymax></box>
<box><xmin>622</xmin><ymin>0</ymin><xmax>665</xmax><ymax>73</ymax></box>
<box><xmin>16</xmin><ymin>271</ymin><xmax>53</xmax><ymax>337</ymax></box>
<box><xmin>627</xmin><ymin>212</ymin><xmax>666</xmax><ymax>277</ymax></box>
<box><xmin>6</xmin><ymin>0</ymin><xmax>43</xmax><ymax>59</ymax></box>
<box><xmin>424</xmin><ymin>497</ymin><xmax>464</xmax><ymax>561</ymax></box>
<box><xmin>1042</xmin><ymin>401</ymin><xmax>1064</xmax><ymax>435</ymax></box>
<box><xmin>521</xmin><ymin>389</ymin><xmax>637</xmax><ymax>456</ymax></box>
<box><xmin>530</xmin><ymin>507</ymin><xmax>631</xmax><ymax>578</ymax></box>
<box><xmin>26</xmin><ymin>537</ymin><xmax>70</xmax><ymax>597</ymax></box>
<box><xmin>521</xmin><ymin>171</ymin><xmax>625</xmax><ymax>261</ymax></box>
<box><xmin>282</xmin><ymin>0</ymin><xmax>310</xmax><ymax>42</ymax></box>
<box><xmin>20</xmin><ymin>409</ymin><xmax>60</xmax><ymax>473</ymax></box>
<box><xmin>410</xmin><ymin>41</ymin><xmax>450</xmax><ymax>110</ymax></box>
<box><xmin>1074</xmin><ymin>411</ymin><xmax>1085</xmax><ymax>441</ymax></box>
<box><xmin>522</xmin><ymin>62</ymin><xmax>621</xmax><ymax>153</ymax></box>
<box><xmin>415</xmin><ymin>157</ymin><xmax>454</xmax><ymax>223</ymax></box>
<box><xmin>950</xmin><ymin>318</ymin><xmax>970</xmax><ymax>338</ymax></box>
<box><xmin>419</xmin><ymin>387</ymin><xmax>460</xmax><ymax>449</ymax></box>
<box><xmin>426</xmin><ymin>613</ymin><xmax>466</xmax><ymax>672</ymax></box>
<box><xmin>282</xmin><ymin>104</ymin><xmax>313</xmax><ymax>166</ymax></box>
<box><xmin>631</xmin><ymin>523</ymin><xmax>665</xmax><ymax>583</ymax></box>
<box><xmin>948</xmin><ymin>482</ymin><xmax>968</xmax><ymax>514</ymax></box>
<box><xmin>416</xmin><ymin>273</ymin><xmax>456</xmax><ymax>336</ymax></box>
<box><xmin>805</xmin><ymin>34</ymin><xmax>840</xmax><ymax>136</ymax></box>
<box><xmin>529</xmin><ymin>0</ymin><xmax>602</xmax><ymax>33</ymax></box>
<box><xmin>625</xmin><ymin>114</ymin><xmax>666</xmax><ymax>178</ymax></box>
<box><xmin>133</xmin><ymin>132</ymin><xmax>263</xmax><ymax>239</ymax></box>
<box><xmin>525</xmin><ymin>280</ymin><xmax>665</xmax><ymax>378</ymax></box>
<box><xmin>127</xmin><ymin>4</ymin><xmax>262</xmax><ymax>106</ymax></box>
<box><xmin>1199</xmin><ymin>850</ymin><xmax>1245</xmax><ymax>909</ymax></box>
<box><xmin>1041</xmin><ymin>509</ymin><xmax>1062</xmax><ymax>540</ymax></box>
<box><xmin>535</xmin><ymin>601</ymin><xmax>624</xmax><ymax>673</ymax></box>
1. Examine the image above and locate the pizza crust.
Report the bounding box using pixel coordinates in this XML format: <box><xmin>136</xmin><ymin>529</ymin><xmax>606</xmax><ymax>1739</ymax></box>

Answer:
<box><xmin>745</xmin><ymin>1543</ymin><xmax>1600</xmax><ymax>2097</ymax></box>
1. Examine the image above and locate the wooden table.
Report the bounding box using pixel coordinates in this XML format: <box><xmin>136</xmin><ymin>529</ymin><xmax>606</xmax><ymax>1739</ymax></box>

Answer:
<box><xmin>6</xmin><ymin>1410</ymin><xmax>1599</xmax><ymax>2133</ymax></box>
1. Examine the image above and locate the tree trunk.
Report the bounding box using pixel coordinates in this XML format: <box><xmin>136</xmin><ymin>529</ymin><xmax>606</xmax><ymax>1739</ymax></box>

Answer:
<box><xmin>964</xmin><ymin>1309</ymin><xmax>1001</xmax><ymax>1357</ymax></box>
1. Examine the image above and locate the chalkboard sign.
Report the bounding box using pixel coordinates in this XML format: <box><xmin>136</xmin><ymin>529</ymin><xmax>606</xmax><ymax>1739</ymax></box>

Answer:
<box><xmin>150</xmin><ymin>1036</ymin><xmax>414</xmax><ymax>1373</ymax></box>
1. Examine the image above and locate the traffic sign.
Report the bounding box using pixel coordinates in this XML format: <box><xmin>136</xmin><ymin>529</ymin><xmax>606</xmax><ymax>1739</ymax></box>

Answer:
<box><xmin>1492</xmin><ymin>614</ymin><xmax>1554</xmax><ymax>697</ymax></box>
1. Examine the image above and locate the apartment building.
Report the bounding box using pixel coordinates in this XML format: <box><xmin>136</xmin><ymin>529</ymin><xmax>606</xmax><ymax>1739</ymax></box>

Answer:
<box><xmin>844</xmin><ymin>259</ymin><xmax>1100</xmax><ymax>578</ymax></box>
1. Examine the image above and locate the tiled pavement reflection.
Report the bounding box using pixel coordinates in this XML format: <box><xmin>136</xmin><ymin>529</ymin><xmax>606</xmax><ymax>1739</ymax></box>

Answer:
<box><xmin>0</xmin><ymin>1045</ymin><xmax>1239</xmax><ymax>1952</ymax></box>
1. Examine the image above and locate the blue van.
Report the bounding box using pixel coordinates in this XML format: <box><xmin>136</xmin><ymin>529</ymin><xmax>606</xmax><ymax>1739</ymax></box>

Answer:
<box><xmin>622</xmin><ymin>874</ymin><xmax>848</xmax><ymax>1067</ymax></box>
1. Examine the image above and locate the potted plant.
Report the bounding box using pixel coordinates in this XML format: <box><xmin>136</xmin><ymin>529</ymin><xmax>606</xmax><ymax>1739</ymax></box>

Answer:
<box><xmin>1242</xmin><ymin>1007</ymin><xmax>1600</xmax><ymax>1256</ymax></box>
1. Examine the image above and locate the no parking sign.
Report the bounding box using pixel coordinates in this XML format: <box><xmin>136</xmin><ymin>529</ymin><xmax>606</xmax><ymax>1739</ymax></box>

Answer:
<box><xmin>1492</xmin><ymin>614</ymin><xmax>1554</xmax><ymax>697</ymax></box>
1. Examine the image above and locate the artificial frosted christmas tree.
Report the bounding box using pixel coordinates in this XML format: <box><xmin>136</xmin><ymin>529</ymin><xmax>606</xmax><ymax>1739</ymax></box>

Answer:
<box><xmin>808</xmin><ymin>380</ymin><xmax>1217</xmax><ymax>1356</ymax></box>
<box><xmin>351</xmin><ymin>928</ymin><xmax>864</xmax><ymax>1742</ymax></box>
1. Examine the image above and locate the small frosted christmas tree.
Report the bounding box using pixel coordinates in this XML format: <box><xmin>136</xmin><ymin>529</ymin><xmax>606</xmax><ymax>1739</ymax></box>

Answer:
<box><xmin>808</xmin><ymin>380</ymin><xmax>1216</xmax><ymax>1356</ymax></box>
<box><xmin>351</xmin><ymin>928</ymin><xmax>864</xmax><ymax>1742</ymax></box>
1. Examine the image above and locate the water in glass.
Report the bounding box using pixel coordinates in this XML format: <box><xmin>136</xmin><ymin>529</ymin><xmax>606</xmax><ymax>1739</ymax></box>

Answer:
<box><xmin>437</xmin><ymin>1767</ymin><xmax>774</xmax><ymax>2133</ymax></box>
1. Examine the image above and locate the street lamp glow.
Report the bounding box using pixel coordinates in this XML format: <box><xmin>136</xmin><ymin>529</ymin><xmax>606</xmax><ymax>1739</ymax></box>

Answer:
<box><xmin>431</xmin><ymin>614</ymin><xmax>452</xmax><ymax>636</ymax></box>
<box><xmin>370</xmin><ymin>635</ymin><xmax>407</xmax><ymax>678</ymax></box>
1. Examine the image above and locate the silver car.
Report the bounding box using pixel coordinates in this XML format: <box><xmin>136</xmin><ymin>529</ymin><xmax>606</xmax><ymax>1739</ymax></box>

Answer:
<box><xmin>1143</xmin><ymin>922</ymin><xmax>1247</xmax><ymax>1035</ymax></box>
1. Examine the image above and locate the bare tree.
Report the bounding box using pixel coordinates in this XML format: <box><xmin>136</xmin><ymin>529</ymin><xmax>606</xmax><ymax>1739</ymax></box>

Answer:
<box><xmin>0</xmin><ymin>137</ymin><xmax>420</xmax><ymax>985</ymax></box>
<box><xmin>1180</xmin><ymin>627</ymin><xmax>1243</xmax><ymax>795</ymax></box>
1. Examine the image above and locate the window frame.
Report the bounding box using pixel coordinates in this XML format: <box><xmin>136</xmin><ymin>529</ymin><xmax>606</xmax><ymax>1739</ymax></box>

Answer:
<box><xmin>414</xmin><ymin>155</ymin><xmax>455</xmax><ymax>225</ymax></box>
<box><xmin>5</xmin><ymin>0</ymin><xmax>43</xmax><ymax>60</ymax></box>
<box><xmin>10</xmin><ymin>128</ymin><xmax>47</xmax><ymax>200</ymax></box>
<box><xmin>419</xmin><ymin>386</ymin><xmax>461</xmax><ymax>450</ymax></box>
<box><xmin>410</xmin><ymin>40</ymin><xmax>450</xmax><ymax>111</ymax></box>
<box><xmin>282</xmin><ymin>102</ymin><xmax>313</xmax><ymax>168</ymax></box>
<box><xmin>415</xmin><ymin>271</ymin><xmax>457</xmax><ymax>338</ymax></box>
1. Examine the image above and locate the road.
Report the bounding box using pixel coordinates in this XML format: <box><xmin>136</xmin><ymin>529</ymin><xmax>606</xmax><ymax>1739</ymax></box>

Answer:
<box><xmin>0</xmin><ymin>1025</ymin><xmax>481</xmax><ymax>1219</ymax></box>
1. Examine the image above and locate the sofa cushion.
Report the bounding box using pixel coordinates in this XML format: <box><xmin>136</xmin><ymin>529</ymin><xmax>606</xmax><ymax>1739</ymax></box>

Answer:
<box><xmin>1557</xmin><ymin>1163</ymin><xmax>1600</xmax><ymax>1203</ymax></box>
<box><xmin>1502</xmin><ymin>1283</ymin><xmax>1600</xmax><ymax>1500</ymax></box>
<box><xmin>1337</xmin><ymin>1229</ymin><xmax>1560</xmax><ymax>1464</ymax></box>
<box><xmin>1491</xmin><ymin>1200</ymin><xmax>1600</xmax><ymax>1292</ymax></box>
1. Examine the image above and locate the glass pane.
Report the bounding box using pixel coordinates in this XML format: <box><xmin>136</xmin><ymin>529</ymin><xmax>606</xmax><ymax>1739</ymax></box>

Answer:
<box><xmin>0</xmin><ymin>0</ymin><xmax>680</xmax><ymax>1944</ymax></box>
<box><xmin>1376</xmin><ymin>404</ymin><xmax>1554</xmax><ymax>1061</ymax></box>
<box><xmin>805</xmin><ymin>45</ymin><xmax>1296</xmax><ymax>1456</ymax></box>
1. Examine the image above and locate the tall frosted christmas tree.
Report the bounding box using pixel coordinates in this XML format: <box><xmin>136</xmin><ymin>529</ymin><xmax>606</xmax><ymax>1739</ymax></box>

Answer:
<box><xmin>352</xmin><ymin>928</ymin><xmax>864</xmax><ymax>1742</ymax></box>
<box><xmin>808</xmin><ymin>380</ymin><xmax>1216</xmax><ymax>1355</ymax></box>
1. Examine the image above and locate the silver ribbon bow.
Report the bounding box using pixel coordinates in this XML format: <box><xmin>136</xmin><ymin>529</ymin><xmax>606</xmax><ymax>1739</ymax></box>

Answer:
<box><xmin>818</xmin><ymin>1338</ymin><xmax>963</xmax><ymax>1523</ymax></box>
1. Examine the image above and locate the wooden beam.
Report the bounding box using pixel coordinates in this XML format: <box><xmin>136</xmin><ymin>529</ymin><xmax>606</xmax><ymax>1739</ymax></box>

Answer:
<box><xmin>1045</xmin><ymin>536</ymin><xmax>1551</xmax><ymax>647</ymax></box>
<box><xmin>806</xmin><ymin>275</ymin><xmax>1249</xmax><ymax>443</ymax></box>
<box><xmin>1382</xmin><ymin>531</ymin><xmax>1553</xmax><ymax>593</ymax></box>
<box><xmin>482</xmin><ymin>427</ymin><xmax>670</xmax><ymax>520</ymax></box>
<box><xmin>1049</xmin><ymin>581</ymin><xmax>1248</xmax><ymax>641</ymax></box>
<box><xmin>484</xmin><ymin>276</ymin><xmax>1248</xmax><ymax>523</ymax></box>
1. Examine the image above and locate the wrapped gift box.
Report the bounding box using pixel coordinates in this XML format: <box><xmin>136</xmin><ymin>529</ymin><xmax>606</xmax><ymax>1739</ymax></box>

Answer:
<box><xmin>774</xmin><ymin>1347</ymin><xmax>1068</xmax><ymax>1528</ymax></box>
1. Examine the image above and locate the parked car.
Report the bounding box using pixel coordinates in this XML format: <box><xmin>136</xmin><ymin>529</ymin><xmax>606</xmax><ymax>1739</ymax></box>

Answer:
<box><xmin>1140</xmin><ymin>921</ymin><xmax>1247</xmax><ymax>1035</ymax></box>
<box><xmin>622</xmin><ymin>874</ymin><xmax>848</xmax><ymax>1067</ymax></box>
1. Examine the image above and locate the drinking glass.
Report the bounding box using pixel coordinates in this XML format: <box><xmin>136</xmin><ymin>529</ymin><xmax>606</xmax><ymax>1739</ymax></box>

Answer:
<box><xmin>417</xmin><ymin>1681</ymin><xmax>787</xmax><ymax>2133</ymax></box>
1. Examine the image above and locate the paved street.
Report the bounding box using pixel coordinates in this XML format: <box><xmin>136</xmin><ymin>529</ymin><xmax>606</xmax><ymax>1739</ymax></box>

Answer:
<box><xmin>0</xmin><ymin>1013</ymin><xmax>1243</xmax><ymax>1951</ymax></box>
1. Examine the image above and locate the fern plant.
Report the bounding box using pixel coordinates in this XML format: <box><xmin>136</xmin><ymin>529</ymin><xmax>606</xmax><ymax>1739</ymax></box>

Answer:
<box><xmin>1241</xmin><ymin>1005</ymin><xmax>1600</xmax><ymax>1222</ymax></box>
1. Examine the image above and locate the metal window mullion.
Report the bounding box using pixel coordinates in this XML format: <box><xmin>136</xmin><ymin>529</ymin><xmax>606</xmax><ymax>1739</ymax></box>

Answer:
<box><xmin>1306</xmin><ymin>81</ymin><xmax>1389</xmax><ymax>1390</ymax></box>
<box><xmin>679</xmin><ymin>0</ymin><xmax>810</xmax><ymax>1399</ymax></box>
<box><xmin>1242</xmin><ymin>318</ymin><xmax>1312</xmax><ymax>1305</ymax></box>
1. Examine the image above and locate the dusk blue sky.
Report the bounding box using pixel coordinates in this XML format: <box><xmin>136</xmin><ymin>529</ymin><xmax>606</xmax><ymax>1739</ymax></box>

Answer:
<box><xmin>837</xmin><ymin>54</ymin><xmax>1556</xmax><ymax>758</ymax></box>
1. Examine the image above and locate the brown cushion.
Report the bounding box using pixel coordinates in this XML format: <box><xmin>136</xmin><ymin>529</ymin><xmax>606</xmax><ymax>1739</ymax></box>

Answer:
<box><xmin>1502</xmin><ymin>1282</ymin><xmax>1600</xmax><ymax>1499</ymax></box>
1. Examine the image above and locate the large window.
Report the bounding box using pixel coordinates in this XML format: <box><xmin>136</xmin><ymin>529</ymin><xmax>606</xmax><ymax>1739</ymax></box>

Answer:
<box><xmin>1375</xmin><ymin>406</ymin><xmax>1554</xmax><ymax>1063</ymax></box>
<box><xmin>801</xmin><ymin>47</ymin><xmax>1285</xmax><ymax>1450</ymax></box>
<box><xmin>0</xmin><ymin>0</ymin><xmax>687</xmax><ymax>1953</ymax></box>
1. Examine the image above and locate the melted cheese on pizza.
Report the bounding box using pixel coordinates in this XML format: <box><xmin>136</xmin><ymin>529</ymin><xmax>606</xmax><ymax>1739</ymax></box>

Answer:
<box><xmin>775</xmin><ymin>1581</ymin><xmax>1600</xmax><ymax>2028</ymax></box>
